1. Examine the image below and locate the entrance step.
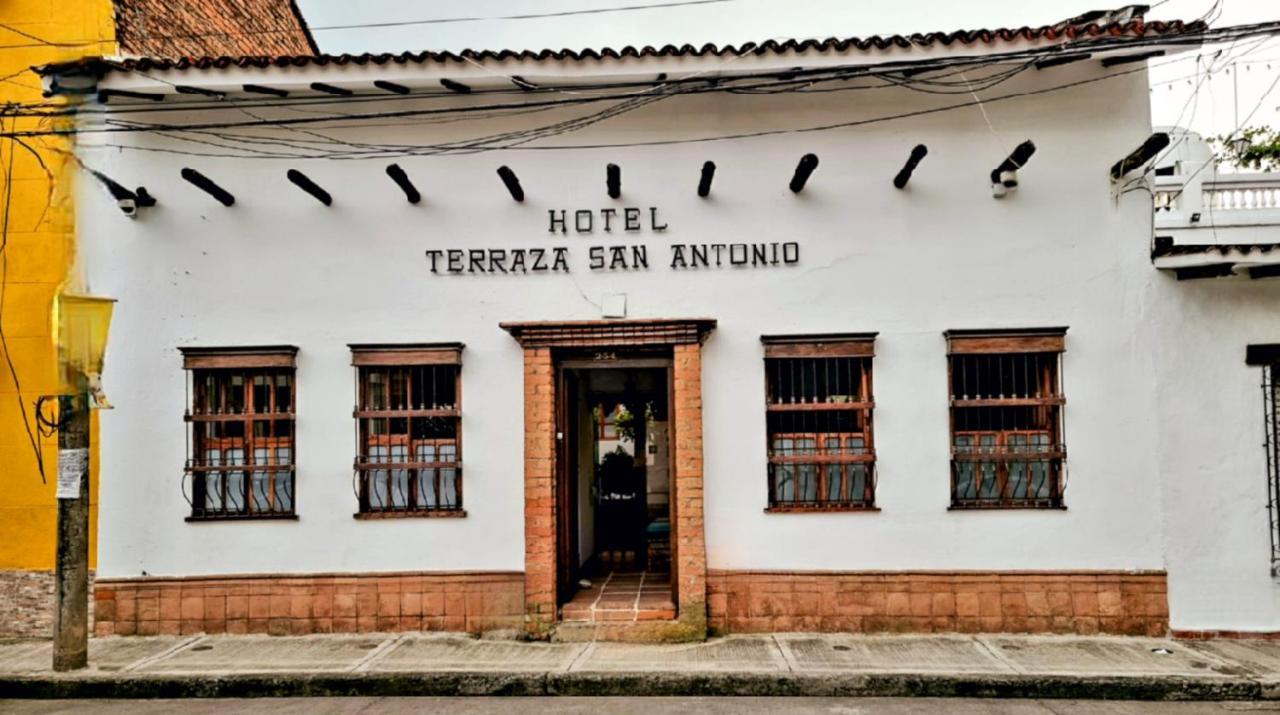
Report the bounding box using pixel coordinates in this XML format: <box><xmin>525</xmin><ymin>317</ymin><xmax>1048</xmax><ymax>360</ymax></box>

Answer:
<box><xmin>560</xmin><ymin>569</ymin><xmax>674</xmax><ymax>623</ymax></box>
<box><xmin>552</xmin><ymin>618</ymin><xmax>704</xmax><ymax>643</ymax></box>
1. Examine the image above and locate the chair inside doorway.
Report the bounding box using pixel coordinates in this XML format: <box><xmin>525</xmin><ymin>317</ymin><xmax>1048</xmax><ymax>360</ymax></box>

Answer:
<box><xmin>560</xmin><ymin>365</ymin><xmax>676</xmax><ymax>623</ymax></box>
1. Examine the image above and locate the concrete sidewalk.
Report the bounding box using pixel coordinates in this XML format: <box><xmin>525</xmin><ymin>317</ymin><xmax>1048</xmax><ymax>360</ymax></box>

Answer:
<box><xmin>2</xmin><ymin>632</ymin><xmax>1280</xmax><ymax>700</ymax></box>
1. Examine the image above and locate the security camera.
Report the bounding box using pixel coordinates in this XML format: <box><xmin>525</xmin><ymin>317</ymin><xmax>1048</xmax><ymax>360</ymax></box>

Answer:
<box><xmin>999</xmin><ymin>169</ymin><xmax>1018</xmax><ymax>188</ymax></box>
<box><xmin>91</xmin><ymin>171</ymin><xmax>155</xmax><ymax>218</ymax></box>
<box><xmin>991</xmin><ymin>182</ymin><xmax>1009</xmax><ymax>199</ymax></box>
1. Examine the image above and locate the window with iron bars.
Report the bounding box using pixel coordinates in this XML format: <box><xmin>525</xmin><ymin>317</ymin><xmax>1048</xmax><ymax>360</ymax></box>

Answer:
<box><xmin>1246</xmin><ymin>344</ymin><xmax>1280</xmax><ymax>575</ymax></box>
<box><xmin>181</xmin><ymin>346</ymin><xmax>297</xmax><ymax>520</ymax></box>
<box><xmin>946</xmin><ymin>329</ymin><xmax>1067</xmax><ymax>509</ymax></box>
<box><xmin>761</xmin><ymin>334</ymin><xmax>877</xmax><ymax>512</ymax></box>
<box><xmin>351</xmin><ymin>344</ymin><xmax>464</xmax><ymax>518</ymax></box>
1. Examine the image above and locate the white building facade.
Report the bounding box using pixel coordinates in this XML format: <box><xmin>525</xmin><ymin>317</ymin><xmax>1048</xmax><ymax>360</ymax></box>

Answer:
<box><xmin>47</xmin><ymin>12</ymin><xmax>1280</xmax><ymax>640</ymax></box>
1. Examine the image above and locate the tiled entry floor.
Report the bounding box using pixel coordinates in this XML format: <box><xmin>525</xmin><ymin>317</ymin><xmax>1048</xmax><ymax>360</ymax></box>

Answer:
<box><xmin>560</xmin><ymin>571</ymin><xmax>676</xmax><ymax>622</ymax></box>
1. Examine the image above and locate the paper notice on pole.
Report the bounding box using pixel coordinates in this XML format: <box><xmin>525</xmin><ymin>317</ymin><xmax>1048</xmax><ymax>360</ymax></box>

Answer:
<box><xmin>57</xmin><ymin>448</ymin><xmax>88</xmax><ymax>499</ymax></box>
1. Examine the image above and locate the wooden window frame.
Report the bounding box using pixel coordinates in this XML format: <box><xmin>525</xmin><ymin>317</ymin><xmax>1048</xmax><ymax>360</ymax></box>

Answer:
<box><xmin>946</xmin><ymin>328</ymin><xmax>1067</xmax><ymax>510</ymax></box>
<box><xmin>761</xmin><ymin>333</ymin><xmax>878</xmax><ymax>513</ymax></box>
<box><xmin>350</xmin><ymin>343</ymin><xmax>466</xmax><ymax>519</ymax></box>
<box><xmin>181</xmin><ymin>346</ymin><xmax>298</xmax><ymax>522</ymax></box>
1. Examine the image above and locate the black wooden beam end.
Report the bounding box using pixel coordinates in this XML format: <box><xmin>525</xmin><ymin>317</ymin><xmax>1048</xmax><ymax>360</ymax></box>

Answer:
<box><xmin>497</xmin><ymin>166</ymin><xmax>524</xmax><ymax>202</ymax></box>
<box><xmin>97</xmin><ymin>88</ymin><xmax>165</xmax><ymax>103</ymax></box>
<box><xmin>310</xmin><ymin>82</ymin><xmax>353</xmax><ymax>96</ymax></box>
<box><xmin>374</xmin><ymin>80</ymin><xmax>411</xmax><ymax>95</ymax></box>
<box><xmin>1110</xmin><ymin>132</ymin><xmax>1171</xmax><ymax>180</ymax></box>
<box><xmin>893</xmin><ymin>144</ymin><xmax>929</xmax><ymax>189</ymax></box>
<box><xmin>606</xmin><ymin>164</ymin><xmax>621</xmax><ymax>199</ymax></box>
<box><xmin>1100</xmin><ymin>50</ymin><xmax>1164</xmax><ymax>68</ymax></box>
<box><xmin>385</xmin><ymin>163</ymin><xmax>421</xmax><ymax>204</ymax></box>
<box><xmin>243</xmin><ymin>84</ymin><xmax>289</xmax><ymax>97</ymax></box>
<box><xmin>698</xmin><ymin>161</ymin><xmax>716</xmax><ymax>198</ymax></box>
<box><xmin>511</xmin><ymin>76</ymin><xmax>537</xmax><ymax>91</ymax></box>
<box><xmin>993</xmin><ymin>140</ymin><xmax>1037</xmax><ymax>187</ymax></box>
<box><xmin>180</xmin><ymin>168</ymin><xmax>235</xmax><ymax>206</ymax></box>
<box><xmin>789</xmin><ymin>153</ymin><xmax>819</xmax><ymax>193</ymax></box>
<box><xmin>175</xmin><ymin>85</ymin><xmax>226</xmax><ymax>98</ymax></box>
<box><xmin>1034</xmin><ymin>52</ymin><xmax>1093</xmax><ymax>70</ymax></box>
<box><xmin>286</xmin><ymin>169</ymin><xmax>332</xmax><ymax>206</ymax></box>
<box><xmin>440</xmin><ymin>78</ymin><xmax>472</xmax><ymax>94</ymax></box>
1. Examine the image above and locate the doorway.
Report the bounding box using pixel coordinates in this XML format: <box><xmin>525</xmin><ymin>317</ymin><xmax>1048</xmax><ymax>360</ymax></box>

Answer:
<box><xmin>558</xmin><ymin>360</ymin><xmax>675</xmax><ymax>622</ymax></box>
<box><xmin>503</xmin><ymin>318</ymin><xmax>714</xmax><ymax>631</ymax></box>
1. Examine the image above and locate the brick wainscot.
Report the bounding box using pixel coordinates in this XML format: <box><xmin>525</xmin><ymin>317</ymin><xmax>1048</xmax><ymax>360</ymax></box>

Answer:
<box><xmin>92</xmin><ymin>572</ymin><xmax>523</xmax><ymax>637</ymax></box>
<box><xmin>707</xmin><ymin>570</ymin><xmax>1169</xmax><ymax>636</ymax></box>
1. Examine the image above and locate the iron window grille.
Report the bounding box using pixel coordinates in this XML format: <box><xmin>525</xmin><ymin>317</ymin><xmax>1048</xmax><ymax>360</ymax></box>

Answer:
<box><xmin>761</xmin><ymin>333</ymin><xmax>877</xmax><ymax>512</ymax></box>
<box><xmin>946</xmin><ymin>329</ymin><xmax>1067</xmax><ymax>509</ymax></box>
<box><xmin>181</xmin><ymin>346</ymin><xmax>298</xmax><ymax>520</ymax></box>
<box><xmin>1267</xmin><ymin>364</ymin><xmax>1280</xmax><ymax>576</ymax></box>
<box><xmin>350</xmin><ymin>344</ymin><xmax>464</xmax><ymax>517</ymax></box>
<box><xmin>1246</xmin><ymin>344</ymin><xmax>1280</xmax><ymax>575</ymax></box>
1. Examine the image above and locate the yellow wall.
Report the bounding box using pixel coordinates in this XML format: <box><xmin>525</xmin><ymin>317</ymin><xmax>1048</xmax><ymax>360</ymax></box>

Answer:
<box><xmin>0</xmin><ymin>0</ymin><xmax>116</xmax><ymax>570</ymax></box>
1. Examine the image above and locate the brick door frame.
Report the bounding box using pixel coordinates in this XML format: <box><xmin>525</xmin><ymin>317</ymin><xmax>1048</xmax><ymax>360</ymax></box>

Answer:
<box><xmin>501</xmin><ymin>319</ymin><xmax>715</xmax><ymax>631</ymax></box>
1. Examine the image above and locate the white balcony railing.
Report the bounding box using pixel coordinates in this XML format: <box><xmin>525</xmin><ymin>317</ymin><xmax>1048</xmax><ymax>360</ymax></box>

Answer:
<box><xmin>1203</xmin><ymin>180</ymin><xmax>1280</xmax><ymax>211</ymax></box>
<box><xmin>1155</xmin><ymin>171</ymin><xmax>1280</xmax><ymax>234</ymax></box>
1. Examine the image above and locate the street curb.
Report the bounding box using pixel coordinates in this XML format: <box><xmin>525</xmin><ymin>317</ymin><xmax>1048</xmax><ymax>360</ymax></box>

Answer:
<box><xmin>0</xmin><ymin>671</ymin><xmax>1268</xmax><ymax>700</ymax></box>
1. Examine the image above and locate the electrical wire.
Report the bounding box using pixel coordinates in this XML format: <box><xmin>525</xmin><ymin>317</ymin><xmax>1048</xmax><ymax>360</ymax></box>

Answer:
<box><xmin>10</xmin><ymin>21</ymin><xmax>1272</xmax><ymax>121</ymax></box>
<box><xmin>71</xmin><ymin>61</ymin><xmax>1164</xmax><ymax>163</ymax></box>
<box><xmin>0</xmin><ymin>113</ymin><xmax>46</xmax><ymax>482</ymax></box>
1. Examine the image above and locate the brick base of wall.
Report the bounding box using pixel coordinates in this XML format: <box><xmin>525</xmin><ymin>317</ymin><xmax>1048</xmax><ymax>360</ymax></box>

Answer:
<box><xmin>93</xmin><ymin>571</ymin><xmax>523</xmax><ymax>637</ymax></box>
<box><xmin>707</xmin><ymin>570</ymin><xmax>1168</xmax><ymax>636</ymax></box>
<box><xmin>0</xmin><ymin>570</ymin><xmax>95</xmax><ymax>638</ymax></box>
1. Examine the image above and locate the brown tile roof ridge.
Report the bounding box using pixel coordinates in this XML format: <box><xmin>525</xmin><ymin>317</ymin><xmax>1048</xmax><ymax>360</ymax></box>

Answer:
<box><xmin>39</xmin><ymin>18</ymin><xmax>1205</xmax><ymax>76</ymax></box>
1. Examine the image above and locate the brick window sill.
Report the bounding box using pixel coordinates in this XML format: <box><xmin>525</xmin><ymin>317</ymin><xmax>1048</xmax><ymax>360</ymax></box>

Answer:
<box><xmin>948</xmin><ymin>504</ymin><xmax>1068</xmax><ymax>511</ymax></box>
<box><xmin>353</xmin><ymin>510</ymin><xmax>467</xmax><ymax>520</ymax></box>
<box><xmin>765</xmin><ymin>505</ymin><xmax>880</xmax><ymax>514</ymax></box>
<box><xmin>185</xmin><ymin>514</ymin><xmax>299</xmax><ymax>523</ymax></box>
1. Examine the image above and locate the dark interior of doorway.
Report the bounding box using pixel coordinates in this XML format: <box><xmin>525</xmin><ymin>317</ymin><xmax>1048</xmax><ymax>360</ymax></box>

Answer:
<box><xmin>560</xmin><ymin>364</ymin><xmax>675</xmax><ymax>621</ymax></box>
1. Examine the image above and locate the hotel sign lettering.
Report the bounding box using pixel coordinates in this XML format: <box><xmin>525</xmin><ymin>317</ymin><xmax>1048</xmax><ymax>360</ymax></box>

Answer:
<box><xmin>424</xmin><ymin>206</ymin><xmax>799</xmax><ymax>275</ymax></box>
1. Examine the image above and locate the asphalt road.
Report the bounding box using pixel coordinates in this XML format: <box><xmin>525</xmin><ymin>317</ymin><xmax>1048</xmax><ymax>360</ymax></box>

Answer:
<box><xmin>4</xmin><ymin>699</ymin><xmax>1280</xmax><ymax>714</ymax></box>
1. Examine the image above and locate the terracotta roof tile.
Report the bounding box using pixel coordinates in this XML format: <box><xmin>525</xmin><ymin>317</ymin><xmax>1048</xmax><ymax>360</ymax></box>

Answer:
<box><xmin>112</xmin><ymin>0</ymin><xmax>316</xmax><ymax>59</ymax></box>
<box><xmin>48</xmin><ymin>17</ymin><xmax>1203</xmax><ymax>75</ymax></box>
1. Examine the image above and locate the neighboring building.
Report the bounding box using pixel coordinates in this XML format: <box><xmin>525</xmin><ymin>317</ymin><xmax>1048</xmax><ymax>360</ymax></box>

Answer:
<box><xmin>0</xmin><ymin>0</ymin><xmax>116</xmax><ymax>642</ymax></box>
<box><xmin>112</xmin><ymin>0</ymin><xmax>316</xmax><ymax>58</ymax></box>
<box><xmin>0</xmin><ymin>1</ymin><xmax>314</xmax><ymax>637</ymax></box>
<box><xmin>1149</xmin><ymin>128</ymin><xmax>1280</xmax><ymax>634</ymax></box>
<box><xmin>42</xmin><ymin>9</ymin><xmax>1280</xmax><ymax>641</ymax></box>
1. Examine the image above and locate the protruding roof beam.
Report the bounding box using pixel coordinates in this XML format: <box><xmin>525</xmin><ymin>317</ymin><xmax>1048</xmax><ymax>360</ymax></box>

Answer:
<box><xmin>990</xmin><ymin>140</ymin><xmax>1036</xmax><ymax>198</ymax></box>
<box><xmin>286</xmin><ymin>169</ymin><xmax>332</xmax><ymax>206</ymax></box>
<box><xmin>243</xmin><ymin>84</ymin><xmax>289</xmax><ymax>97</ymax></box>
<box><xmin>385</xmin><ymin>164</ymin><xmax>421</xmax><ymax>204</ymax></box>
<box><xmin>97</xmin><ymin>88</ymin><xmax>164</xmax><ymax>103</ymax></box>
<box><xmin>1101</xmin><ymin>50</ymin><xmax>1164</xmax><ymax>67</ymax></box>
<box><xmin>310</xmin><ymin>82</ymin><xmax>353</xmax><ymax>96</ymax></box>
<box><xmin>893</xmin><ymin>144</ymin><xmax>929</xmax><ymax>189</ymax></box>
<box><xmin>606</xmin><ymin>164</ymin><xmax>621</xmax><ymax>199</ymax></box>
<box><xmin>374</xmin><ymin>80</ymin><xmax>410</xmax><ymax>95</ymax></box>
<box><xmin>789</xmin><ymin>153</ymin><xmax>819</xmax><ymax>193</ymax></box>
<box><xmin>1034</xmin><ymin>52</ymin><xmax>1093</xmax><ymax>70</ymax></box>
<box><xmin>497</xmin><ymin>166</ymin><xmax>524</xmax><ymax>202</ymax></box>
<box><xmin>697</xmin><ymin>161</ymin><xmax>715</xmax><ymax>198</ymax></box>
<box><xmin>180</xmin><ymin>168</ymin><xmax>235</xmax><ymax>206</ymax></box>
<box><xmin>90</xmin><ymin>170</ymin><xmax>154</xmax><ymax>216</ymax></box>
<box><xmin>175</xmin><ymin>85</ymin><xmax>226</xmax><ymax>98</ymax></box>
<box><xmin>440</xmin><ymin>78</ymin><xmax>472</xmax><ymax>94</ymax></box>
<box><xmin>1110</xmin><ymin>132</ymin><xmax>1171</xmax><ymax>180</ymax></box>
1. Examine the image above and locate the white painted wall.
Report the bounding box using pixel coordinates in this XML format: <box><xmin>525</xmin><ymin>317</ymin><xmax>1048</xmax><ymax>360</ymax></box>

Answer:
<box><xmin>77</xmin><ymin>58</ymin><xmax>1270</xmax><ymax>629</ymax></box>
<box><xmin>1154</xmin><ymin>277</ymin><xmax>1280</xmax><ymax>632</ymax></box>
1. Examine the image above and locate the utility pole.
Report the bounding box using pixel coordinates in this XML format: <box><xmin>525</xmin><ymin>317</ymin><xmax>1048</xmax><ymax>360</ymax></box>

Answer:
<box><xmin>53</xmin><ymin>394</ymin><xmax>90</xmax><ymax>671</ymax></box>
